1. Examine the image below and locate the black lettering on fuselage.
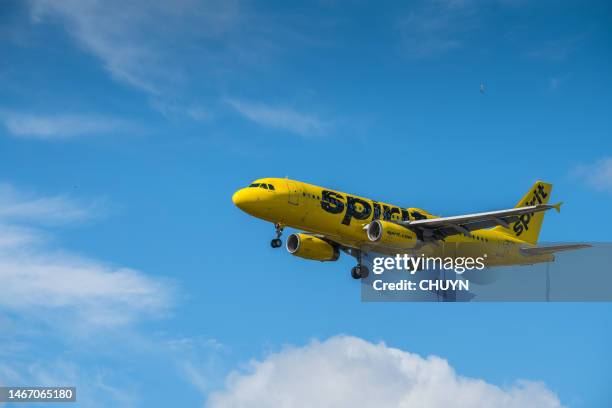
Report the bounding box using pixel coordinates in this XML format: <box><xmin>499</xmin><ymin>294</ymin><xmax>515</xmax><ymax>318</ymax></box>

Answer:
<box><xmin>411</xmin><ymin>211</ymin><xmax>427</xmax><ymax>220</ymax></box>
<box><xmin>382</xmin><ymin>205</ymin><xmax>400</xmax><ymax>220</ymax></box>
<box><xmin>320</xmin><ymin>190</ymin><xmax>410</xmax><ymax>226</ymax></box>
<box><xmin>342</xmin><ymin>196</ymin><xmax>372</xmax><ymax>225</ymax></box>
<box><xmin>372</xmin><ymin>201</ymin><xmax>382</xmax><ymax>220</ymax></box>
<box><xmin>321</xmin><ymin>190</ymin><xmax>344</xmax><ymax>214</ymax></box>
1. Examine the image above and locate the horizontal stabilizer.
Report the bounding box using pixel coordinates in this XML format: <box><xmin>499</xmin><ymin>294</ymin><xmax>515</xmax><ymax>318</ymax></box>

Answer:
<box><xmin>520</xmin><ymin>244</ymin><xmax>591</xmax><ymax>257</ymax></box>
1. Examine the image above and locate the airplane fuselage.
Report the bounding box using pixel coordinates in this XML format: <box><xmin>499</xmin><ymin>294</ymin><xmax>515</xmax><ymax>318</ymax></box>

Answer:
<box><xmin>232</xmin><ymin>178</ymin><xmax>554</xmax><ymax>268</ymax></box>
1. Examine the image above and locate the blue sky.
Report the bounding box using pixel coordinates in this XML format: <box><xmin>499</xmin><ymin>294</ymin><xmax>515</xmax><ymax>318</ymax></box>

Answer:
<box><xmin>1</xmin><ymin>0</ymin><xmax>611</xmax><ymax>407</ymax></box>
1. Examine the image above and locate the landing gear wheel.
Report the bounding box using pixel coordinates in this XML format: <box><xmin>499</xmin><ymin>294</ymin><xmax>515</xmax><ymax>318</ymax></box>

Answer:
<box><xmin>351</xmin><ymin>265</ymin><xmax>369</xmax><ymax>279</ymax></box>
<box><xmin>270</xmin><ymin>223</ymin><xmax>284</xmax><ymax>249</ymax></box>
<box><xmin>350</xmin><ymin>249</ymin><xmax>369</xmax><ymax>279</ymax></box>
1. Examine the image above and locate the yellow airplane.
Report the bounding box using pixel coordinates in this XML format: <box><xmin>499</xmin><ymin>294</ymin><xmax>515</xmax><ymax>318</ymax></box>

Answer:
<box><xmin>232</xmin><ymin>178</ymin><xmax>589</xmax><ymax>279</ymax></box>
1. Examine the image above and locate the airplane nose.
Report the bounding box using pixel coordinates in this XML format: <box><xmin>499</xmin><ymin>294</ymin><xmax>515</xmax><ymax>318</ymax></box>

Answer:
<box><xmin>232</xmin><ymin>188</ymin><xmax>258</xmax><ymax>212</ymax></box>
<box><xmin>232</xmin><ymin>189</ymin><xmax>247</xmax><ymax>208</ymax></box>
<box><xmin>232</xmin><ymin>186</ymin><xmax>269</xmax><ymax>216</ymax></box>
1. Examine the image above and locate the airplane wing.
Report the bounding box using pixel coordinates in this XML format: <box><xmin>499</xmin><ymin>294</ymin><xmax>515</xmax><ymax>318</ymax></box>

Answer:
<box><xmin>520</xmin><ymin>243</ymin><xmax>591</xmax><ymax>256</ymax></box>
<box><xmin>391</xmin><ymin>202</ymin><xmax>563</xmax><ymax>241</ymax></box>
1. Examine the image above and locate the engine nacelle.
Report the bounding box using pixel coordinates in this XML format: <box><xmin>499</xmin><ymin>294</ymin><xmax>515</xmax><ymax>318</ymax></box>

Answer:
<box><xmin>365</xmin><ymin>220</ymin><xmax>418</xmax><ymax>249</ymax></box>
<box><xmin>286</xmin><ymin>233</ymin><xmax>339</xmax><ymax>262</ymax></box>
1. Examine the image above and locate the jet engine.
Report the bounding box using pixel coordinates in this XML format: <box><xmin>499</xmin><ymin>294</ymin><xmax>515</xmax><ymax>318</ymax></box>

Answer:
<box><xmin>286</xmin><ymin>233</ymin><xmax>339</xmax><ymax>261</ymax></box>
<box><xmin>365</xmin><ymin>219</ymin><xmax>418</xmax><ymax>249</ymax></box>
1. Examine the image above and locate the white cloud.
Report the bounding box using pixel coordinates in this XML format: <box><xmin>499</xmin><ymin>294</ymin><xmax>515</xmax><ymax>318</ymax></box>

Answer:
<box><xmin>0</xmin><ymin>251</ymin><xmax>173</xmax><ymax>326</ymax></box>
<box><xmin>226</xmin><ymin>99</ymin><xmax>327</xmax><ymax>137</ymax></box>
<box><xmin>26</xmin><ymin>1</ymin><xmax>334</xmax><ymax>124</ymax></box>
<box><xmin>0</xmin><ymin>111</ymin><xmax>133</xmax><ymax>140</ymax></box>
<box><xmin>150</xmin><ymin>99</ymin><xmax>213</xmax><ymax>122</ymax></box>
<box><xmin>396</xmin><ymin>0</ymin><xmax>480</xmax><ymax>58</ymax></box>
<box><xmin>571</xmin><ymin>157</ymin><xmax>612</xmax><ymax>193</ymax></box>
<box><xmin>207</xmin><ymin>336</ymin><xmax>564</xmax><ymax>408</ymax></box>
<box><xmin>0</xmin><ymin>182</ymin><xmax>98</xmax><ymax>223</ymax></box>
<box><xmin>0</xmin><ymin>182</ymin><xmax>174</xmax><ymax>327</ymax></box>
<box><xmin>165</xmin><ymin>336</ymin><xmax>230</xmax><ymax>395</ymax></box>
<box><xmin>26</xmin><ymin>1</ymin><xmax>338</xmax><ymax>128</ymax></box>
<box><xmin>0</xmin><ymin>358</ymin><xmax>139</xmax><ymax>408</ymax></box>
<box><xmin>0</xmin><ymin>224</ymin><xmax>43</xmax><ymax>250</ymax></box>
<box><xmin>396</xmin><ymin>1</ymin><xmax>583</xmax><ymax>60</ymax></box>
<box><xmin>28</xmin><ymin>0</ymin><xmax>242</xmax><ymax>94</ymax></box>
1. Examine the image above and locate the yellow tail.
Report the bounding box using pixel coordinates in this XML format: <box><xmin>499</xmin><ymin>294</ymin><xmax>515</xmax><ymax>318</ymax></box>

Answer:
<box><xmin>493</xmin><ymin>181</ymin><xmax>553</xmax><ymax>244</ymax></box>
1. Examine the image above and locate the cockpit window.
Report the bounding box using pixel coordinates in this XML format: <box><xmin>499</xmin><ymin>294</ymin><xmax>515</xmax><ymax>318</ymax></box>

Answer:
<box><xmin>248</xmin><ymin>182</ymin><xmax>274</xmax><ymax>190</ymax></box>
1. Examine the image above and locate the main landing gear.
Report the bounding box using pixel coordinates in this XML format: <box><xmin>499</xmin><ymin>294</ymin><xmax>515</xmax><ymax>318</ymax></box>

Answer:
<box><xmin>351</xmin><ymin>265</ymin><xmax>369</xmax><ymax>280</ymax></box>
<box><xmin>270</xmin><ymin>223</ymin><xmax>284</xmax><ymax>248</ymax></box>
<box><xmin>349</xmin><ymin>249</ymin><xmax>369</xmax><ymax>280</ymax></box>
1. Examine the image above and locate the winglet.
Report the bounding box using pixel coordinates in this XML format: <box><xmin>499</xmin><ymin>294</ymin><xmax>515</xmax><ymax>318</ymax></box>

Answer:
<box><xmin>552</xmin><ymin>201</ymin><xmax>563</xmax><ymax>213</ymax></box>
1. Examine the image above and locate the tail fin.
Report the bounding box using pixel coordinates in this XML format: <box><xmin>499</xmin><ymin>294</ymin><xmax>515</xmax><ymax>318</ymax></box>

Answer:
<box><xmin>492</xmin><ymin>181</ymin><xmax>553</xmax><ymax>244</ymax></box>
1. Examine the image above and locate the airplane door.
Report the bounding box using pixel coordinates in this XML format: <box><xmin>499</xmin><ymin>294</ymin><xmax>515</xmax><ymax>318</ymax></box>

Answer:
<box><xmin>287</xmin><ymin>181</ymin><xmax>300</xmax><ymax>206</ymax></box>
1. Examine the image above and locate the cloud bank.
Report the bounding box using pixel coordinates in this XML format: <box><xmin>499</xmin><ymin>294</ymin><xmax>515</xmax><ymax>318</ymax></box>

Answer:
<box><xmin>207</xmin><ymin>336</ymin><xmax>563</xmax><ymax>408</ymax></box>
<box><xmin>0</xmin><ymin>183</ymin><xmax>98</xmax><ymax>223</ymax></box>
<box><xmin>28</xmin><ymin>0</ymin><xmax>246</xmax><ymax>95</ymax></box>
<box><xmin>0</xmin><ymin>182</ymin><xmax>173</xmax><ymax>327</ymax></box>
<box><xmin>226</xmin><ymin>99</ymin><xmax>327</xmax><ymax>137</ymax></box>
<box><xmin>26</xmin><ymin>0</ymin><xmax>334</xmax><ymax>128</ymax></box>
<box><xmin>0</xmin><ymin>111</ymin><xmax>134</xmax><ymax>140</ymax></box>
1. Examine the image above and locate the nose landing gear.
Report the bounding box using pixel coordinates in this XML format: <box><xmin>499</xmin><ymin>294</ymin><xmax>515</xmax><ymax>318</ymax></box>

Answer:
<box><xmin>270</xmin><ymin>223</ymin><xmax>284</xmax><ymax>248</ymax></box>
